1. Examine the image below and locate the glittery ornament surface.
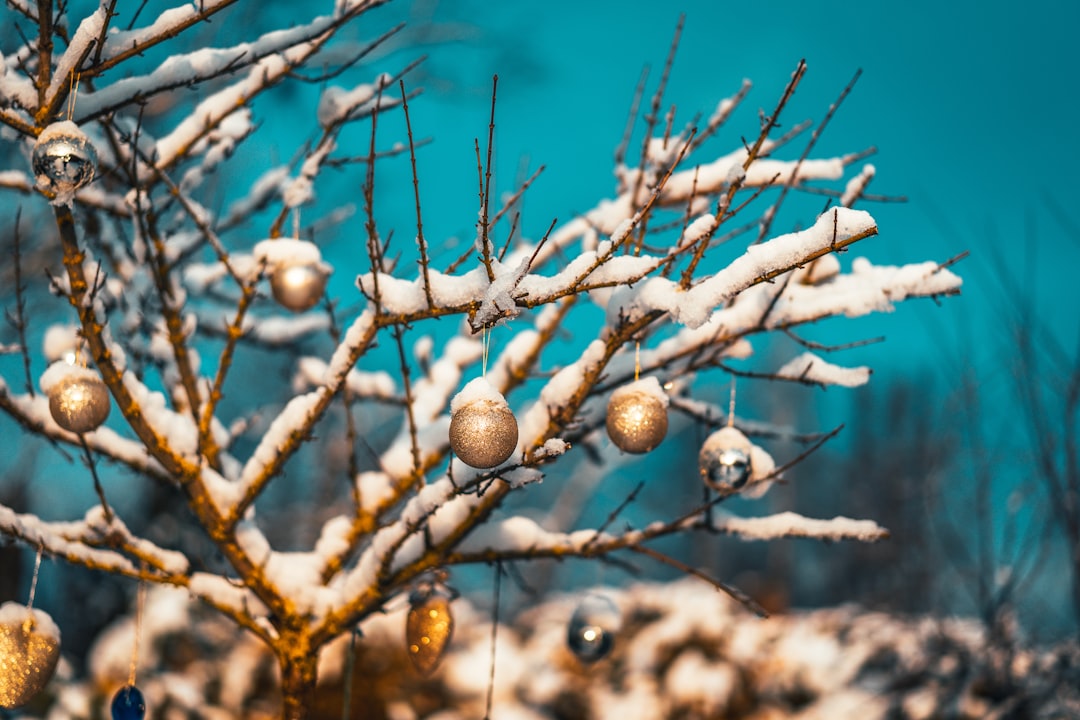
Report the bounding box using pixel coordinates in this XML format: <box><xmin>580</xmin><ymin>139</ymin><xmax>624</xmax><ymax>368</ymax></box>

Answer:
<box><xmin>48</xmin><ymin>374</ymin><xmax>110</xmax><ymax>434</ymax></box>
<box><xmin>270</xmin><ymin>262</ymin><xmax>328</xmax><ymax>312</ymax></box>
<box><xmin>567</xmin><ymin>595</ymin><xmax>620</xmax><ymax>663</ymax></box>
<box><xmin>32</xmin><ymin>121</ymin><xmax>97</xmax><ymax>200</ymax></box>
<box><xmin>405</xmin><ymin>594</ymin><xmax>454</xmax><ymax>676</ymax></box>
<box><xmin>0</xmin><ymin>604</ymin><xmax>61</xmax><ymax>708</ymax></box>
<box><xmin>111</xmin><ymin>684</ymin><xmax>146</xmax><ymax>720</ymax></box>
<box><xmin>606</xmin><ymin>390</ymin><xmax>668</xmax><ymax>454</ymax></box>
<box><xmin>700</xmin><ymin>426</ymin><xmax>752</xmax><ymax>491</ymax></box>
<box><xmin>449</xmin><ymin>400</ymin><xmax>518</xmax><ymax>468</ymax></box>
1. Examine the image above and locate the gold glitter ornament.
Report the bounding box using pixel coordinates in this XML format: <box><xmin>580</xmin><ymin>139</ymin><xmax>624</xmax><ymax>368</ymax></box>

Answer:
<box><xmin>606</xmin><ymin>378</ymin><xmax>668</xmax><ymax>454</ymax></box>
<box><xmin>0</xmin><ymin>603</ymin><xmax>61</xmax><ymax>708</ymax></box>
<box><xmin>449</xmin><ymin>378</ymin><xmax>518</xmax><ymax>469</ymax></box>
<box><xmin>270</xmin><ymin>262</ymin><xmax>329</xmax><ymax>312</ymax></box>
<box><xmin>405</xmin><ymin>592</ymin><xmax>454</xmax><ymax>676</ymax></box>
<box><xmin>48</xmin><ymin>373</ymin><xmax>110</xmax><ymax>434</ymax></box>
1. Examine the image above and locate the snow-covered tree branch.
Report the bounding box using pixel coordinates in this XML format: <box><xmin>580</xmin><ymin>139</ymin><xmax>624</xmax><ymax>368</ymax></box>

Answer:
<box><xmin>0</xmin><ymin>1</ymin><xmax>962</xmax><ymax>717</ymax></box>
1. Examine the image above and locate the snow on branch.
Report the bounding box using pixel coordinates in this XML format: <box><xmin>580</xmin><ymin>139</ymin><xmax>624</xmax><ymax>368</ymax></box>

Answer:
<box><xmin>83</xmin><ymin>9</ymin><xmax>370</xmax><ymax>166</ymax></box>
<box><xmin>441</xmin><ymin>506</ymin><xmax>887</xmax><ymax>568</ymax></box>
<box><xmin>768</xmin><ymin>257</ymin><xmax>963</xmax><ymax>326</ymax></box>
<box><xmin>97</xmin><ymin>1</ymin><xmax>238</xmax><ymax>70</ymax></box>
<box><xmin>673</xmin><ymin>207</ymin><xmax>877</xmax><ymax>328</ymax></box>
<box><xmin>293</xmin><ymin>357</ymin><xmax>396</xmax><ymax>401</ymax></box>
<box><xmin>775</xmin><ymin>352</ymin><xmax>871</xmax><ymax>388</ymax></box>
<box><xmin>0</xmin><ymin>504</ymin><xmax>189</xmax><ymax>581</ymax></box>
<box><xmin>659</xmin><ymin>149</ymin><xmax>847</xmax><ymax>203</ymax></box>
<box><xmin>538</xmin><ymin>146</ymin><xmax>854</xmax><ymax>265</ymax></box>
<box><xmin>641</xmin><ymin>255</ymin><xmax>962</xmax><ymax>373</ymax></box>
<box><xmin>710</xmin><ymin>510</ymin><xmax>889</xmax><ymax>542</ymax></box>
<box><xmin>45</xmin><ymin>5</ymin><xmax>108</xmax><ymax>109</ymax></box>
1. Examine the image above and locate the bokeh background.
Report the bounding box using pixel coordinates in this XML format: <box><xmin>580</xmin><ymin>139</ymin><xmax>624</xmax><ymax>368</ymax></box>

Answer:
<box><xmin>2</xmin><ymin>0</ymin><xmax>1078</xmax><ymax>674</ymax></box>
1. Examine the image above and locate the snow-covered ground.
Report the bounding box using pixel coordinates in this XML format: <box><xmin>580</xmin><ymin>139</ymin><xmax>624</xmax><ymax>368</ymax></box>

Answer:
<box><xmin>26</xmin><ymin>579</ymin><xmax>1080</xmax><ymax>719</ymax></box>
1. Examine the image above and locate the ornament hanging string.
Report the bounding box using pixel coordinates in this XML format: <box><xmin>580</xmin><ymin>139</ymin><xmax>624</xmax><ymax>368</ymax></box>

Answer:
<box><xmin>292</xmin><ymin>208</ymin><xmax>300</xmax><ymax>240</ymax></box>
<box><xmin>26</xmin><ymin>547</ymin><xmax>43</xmax><ymax>611</ymax></box>
<box><xmin>634</xmin><ymin>341</ymin><xmax>640</xmax><ymax>382</ymax></box>
<box><xmin>128</xmin><ymin>572</ymin><xmax>146</xmax><ymax>687</ymax></box>
<box><xmin>340</xmin><ymin>627</ymin><xmax>359</xmax><ymax>720</ymax></box>
<box><xmin>727</xmin><ymin>377</ymin><xmax>737</xmax><ymax>428</ymax></box>
<box><xmin>481</xmin><ymin>325</ymin><xmax>490</xmax><ymax>378</ymax></box>
<box><xmin>79</xmin><ymin>436</ymin><xmax>114</xmax><ymax>523</ymax></box>
<box><xmin>483</xmin><ymin>561</ymin><xmax>502</xmax><ymax>720</ymax></box>
<box><xmin>66</xmin><ymin>74</ymin><xmax>80</xmax><ymax>121</ymax></box>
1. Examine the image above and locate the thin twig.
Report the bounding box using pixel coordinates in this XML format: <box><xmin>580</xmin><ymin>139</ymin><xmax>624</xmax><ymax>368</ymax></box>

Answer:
<box><xmin>80</xmin><ymin>435</ymin><xmax>114</xmax><ymax>524</ymax></box>
<box><xmin>400</xmin><ymin>79</ymin><xmax>434</xmax><ymax>309</ymax></box>
<box><xmin>627</xmin><ymin>544</ymin><xmax>768</xmax><ymax>617</ymax></box>
<box><xmin>483</xmin><ymin>562</ymin><xmax>502</xmax><ymax>720</ymax></box>
<box><xmin>10</xmin><ymin>208</ymin><xmax>34</xmax><ymax>396</ymax></box>
<box><xmin>756</xmin><ymin>68</ymin><xmax>862</xmax><ymax>244</ymax></box>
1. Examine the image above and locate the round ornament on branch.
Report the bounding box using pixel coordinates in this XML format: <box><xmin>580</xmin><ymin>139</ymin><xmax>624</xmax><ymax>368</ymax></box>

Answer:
<box><xmin>269</xmin><ymin>261</ymin><xmax>329</xmax><ymax>312</ymax></box>
<box><xmin>606</xmin><ymin>376</ymin><xmax>669</xmax><ymax>454</ymax></box>
<box><xmin>699</xmin><ymin>426</ymin><xmax>753</xmax><ymax>491</ymax></box>
<box><xmin>566</xmin><ymin>594</ymin><xmax>621</xmax><ymax>664</ymax></box>
<box><xmin>405</xmin><ymin>589</ymin><xmax>454</xmax><ymax>676</ymax></box>
<box><xmin>0</xmin><ymin>603</ymin><xmax>61</xmax><ymax>709</ymax></box>
<box><xmin>40</xmin><ymin>361</ymin><xmax>110</xmax><ymax>434</ymax></box>
<box><xmin>32</xmin><ymin>121</ymin><xmax>97</xmax><ymax>201</ymax></box>
<box><xmin>449</xmin><ymin>377</ymin><xmax>518</xmax><ymax>469</ymax></box>
<box><xmin>110</xmin><ymin>684</ymin><xmax>146</xmax><ymax>720</ymax></box>
<box><xmin>252</xmin><ymin>238</ymin><xmax>332</xmax><ymax>313</ymax></box>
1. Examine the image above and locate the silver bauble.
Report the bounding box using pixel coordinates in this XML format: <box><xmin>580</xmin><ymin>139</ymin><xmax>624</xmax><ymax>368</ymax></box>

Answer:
<box><xmin>405</xmin><ymin>591</ymin><xmax>454</xmax><ymax>676</ymax></box>
<box><xmin>0</xmin><ymin>604</ymin><xmax>61</xmax><ymax>708</ymax></box>
<box><xmin>270</xmin><ymin>262</ymin><xmax>329</xmax><ymax>312</ymax></box>
<box><xmin>48</xmin><ymin>374</ymin><xmax>110</xmax><ymax>434</ymax></box>
<box><xmin>449</xmin><ymin>400</ymin><xmax>518</xmax><ymax>468</ymax></box>
<box><xmin>606</xmin><ymin>390</ymin><xmax>668</xmax><ymax>454</ymax></box>
<box><xmin>699</xmin><ymin>426</ymin><xmax>752</xmax><ymax>491</ymax></box>
<box><xmin>567</xmin><ymin>594</ymin><xmax>620</xmax><ymax>663</ymax></box>
<box><xmin>32</xmin><ymin>121</ymin><xmax>97</xmax><ymax>197</ymax></box>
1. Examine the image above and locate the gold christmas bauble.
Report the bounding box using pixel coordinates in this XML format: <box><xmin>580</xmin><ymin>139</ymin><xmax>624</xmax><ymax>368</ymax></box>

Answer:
<box><xmin>48</xmin><ymin>374</ymin><xmax>110</xmax><ymax>434</ymax></box>
<box><xmin>699</xmin><ymin>426</ymin><xmax>753</xmax><ymax>491</ymax></box>
<box><xmin>606</xmin><ymin>389</ymin><xmax>668</xmax><ymax>454</ymax></box>
<box><xmin>270</xmin><ymin>262</ymin><xmax>329</xmax><ymax>312</ymax></box>
<box><xmin>0</xmin><ymin>604</ymin><xmax>61</xmax><ymax>708</ymax></box>
<box><xmin>405</xmin><ymin>593</ymin><xmax>454</xmax><ymax>676</ymax></box>
<box><xmin>449</xmin><ymin>400</ymin><xmax>518</xmax><ymax>469</ymax></box>
<box><xmin>32</xmin><ymin>121</ymin><xmax>97</xmax><ymax>198</ymax></box>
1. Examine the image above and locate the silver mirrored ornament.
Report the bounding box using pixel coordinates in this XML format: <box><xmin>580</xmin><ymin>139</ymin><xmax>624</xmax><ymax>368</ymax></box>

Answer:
<box><xmin>32</xmin><ymin>121</ymin><xmax>97</xmax><ymax>198</ymax></box>
<box><xmin>449</xmin><ymin>400</ymin><xmax>518</xmax><ymax>468</ymax></box>
<box><xmin>270</xmin><ymin>262</ymin><xmax>329</xmax><ymax>312</ymax></box>
<box><xmin>567</xmin><ymin>594</ymin><xmax>620</xmax><ymax>663</ymax></box>
<box><xmin>0</xmin><ymin>604</ymin><xmax>61</xmax><ymax>709</ymax></box>
<box><xmin>699</xmin><ymin>426</ymin><xmax>752</xmax><ymax>491</ymax></box>
<box><xmin>48</xmin><ymin>373</ymin><xmax>111</xmax><ymax>434</ymax></box>
<box><xmin>606</xmin><ymin>388</ymin><xmax>668</xmax><ymax>454</ymax></box>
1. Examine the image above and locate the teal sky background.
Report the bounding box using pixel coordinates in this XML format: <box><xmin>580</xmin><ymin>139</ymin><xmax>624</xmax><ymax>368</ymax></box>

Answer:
<box><xmin>350</xmin><ymin>0</ymin><xmax>1080</xmax><ymax>379</ymax></box>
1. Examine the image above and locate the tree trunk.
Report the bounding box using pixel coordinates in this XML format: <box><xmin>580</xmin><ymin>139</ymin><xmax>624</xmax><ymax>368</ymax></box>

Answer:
<box><xmin>279</xmin><ymin>647</ymin><xmax>319</xmax><ymax>720</ymax></box>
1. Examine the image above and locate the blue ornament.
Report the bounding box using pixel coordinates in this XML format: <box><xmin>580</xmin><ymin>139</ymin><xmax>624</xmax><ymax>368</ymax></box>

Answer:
<box><xmin>111</xmin><ymin>684</ymin><xmax>145</xmax><ymax>720</ymax></box>
<box><xmin>567</xmin><ymin>594</ymin><xmax>621</xmax><ymax>663</ymax></box>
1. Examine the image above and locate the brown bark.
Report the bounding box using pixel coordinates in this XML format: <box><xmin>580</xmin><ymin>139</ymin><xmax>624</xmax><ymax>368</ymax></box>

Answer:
<box><xmin>279</xmin><ymin>646</ymin><xmax>319</xmax><ymax>720</ymax></box>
